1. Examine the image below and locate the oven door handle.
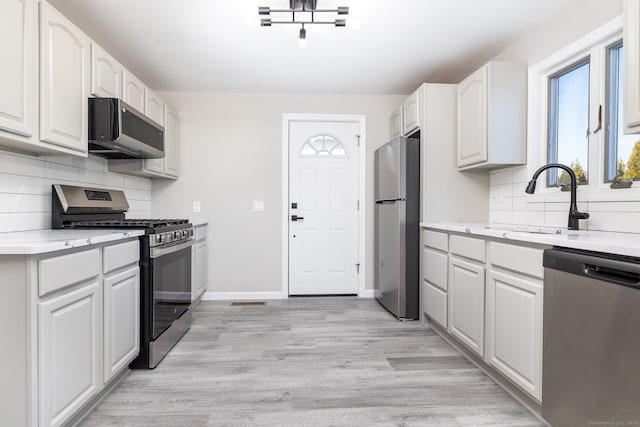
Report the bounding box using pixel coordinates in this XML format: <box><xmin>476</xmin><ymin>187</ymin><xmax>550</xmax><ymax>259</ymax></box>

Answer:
<box><xmin>150</xmin><ymin>239</ymin><xmax>194</xmax><ymax>258</ymax></box>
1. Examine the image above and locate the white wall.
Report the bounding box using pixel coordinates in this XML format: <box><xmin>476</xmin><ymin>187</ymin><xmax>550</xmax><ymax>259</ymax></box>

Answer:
<box><xmin>487</xmin><ymin>0</ymin><xmax>637</xmax><ymax>232</ymax></box>
<box><xmin>151</xmin><ymin>92</ymin><xmax>404</xmax><ymax>296</ymax></box>
<box><xmin>0</xmin><ymin>150</ymin><xmax>151</xmax><ymax>232</ymax></box>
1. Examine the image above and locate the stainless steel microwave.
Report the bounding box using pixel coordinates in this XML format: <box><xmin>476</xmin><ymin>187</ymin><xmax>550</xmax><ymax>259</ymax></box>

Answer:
<box><xmin>88</xmin><ymin>98</ymin><xmax>164</xmax><ymax>159</ymax></box>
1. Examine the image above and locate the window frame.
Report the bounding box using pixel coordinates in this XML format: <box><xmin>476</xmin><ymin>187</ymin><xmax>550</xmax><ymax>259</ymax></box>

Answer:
<box><xmin>527</xmin><ymin>16</ymin><xmax>639</xmax><ymax>203</ymax></box>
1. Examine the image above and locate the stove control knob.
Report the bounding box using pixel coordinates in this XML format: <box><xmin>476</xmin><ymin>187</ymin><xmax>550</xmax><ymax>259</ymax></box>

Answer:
<box><xmin>155</xmin><ymin>234</ymin><xmax>163</xmax><ymax>244</ymax></box>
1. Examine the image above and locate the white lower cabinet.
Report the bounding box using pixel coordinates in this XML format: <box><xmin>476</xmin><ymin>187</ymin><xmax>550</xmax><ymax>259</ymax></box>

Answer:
<box><xmin>38</xmin><ymin>280</ymin><xmax>102</xmax><ymax>427</ymax></box>
<box><xmin>192</xmin><ymin>224</ymin><xmax>208</xmax><ymax>303</ymax></box>
<box><xmin>0</xmin><ymin>238</ymin><xmax>140</xmax><ymax>427</ymax></box>
<box><xmin>422</xmin><ymin>227</ymin><xmax>547</xmax><ymax>402</ymax></box>
<box><xmin>486</xmin><ymin>269</ymin><xmax>543</xmax><ymax>401</ymax></box>
<box><xmin>448</xmin><ymin>256</ymin><xmax>485</xmax><ymax>357</ymax></box>
<box><xmin>195</xmin><ymin>240</ymin><xmax>208</xmax><ymax>298</ymax></box>
<box><xmin>103</xmin><ymin>266</ymin><xmax>140</xmax><ymax>383</ymax></box>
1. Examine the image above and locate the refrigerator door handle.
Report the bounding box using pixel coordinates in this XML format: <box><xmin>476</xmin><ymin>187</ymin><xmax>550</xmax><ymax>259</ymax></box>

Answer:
<box><xmin>375</xmin><ymin>199</ymin><xmax>403</xmax><ymax>204</ymax></box>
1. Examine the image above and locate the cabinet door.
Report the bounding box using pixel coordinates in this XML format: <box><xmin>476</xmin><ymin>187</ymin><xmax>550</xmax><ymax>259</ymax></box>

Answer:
<box><xmin>457</xmin><ymin>66</ymin><xmax>487</xmax><ymax>167</ymax></box>
<box><xmin>163</xmin><ymin>104</ymin><xmax>179</xmax><ymax>178</ymax></box>
<box><xmin>196</xmin><ymin>240</ymin><xmax>207</xmax><ymax>298</ymax></box>
<box><xmin>448</xmin><ymin>256</ymin><xmax>485</xmax><ymax>356</ymax></box>
<box><xmin>38</xmin><ymin>280</ymin><xmax>102</xmax><ymax>427</ymax></box>
<box><xmin>40</xmin><ymin>1</ymin><xmax>90</xmax><ymax>154</ymax></box>
<box><xmin>625</xmin><ymin>0</ymin><xmax>640</xmax><ymax>132</ymax></box>
<box><xmin>104</xmin><ymin>266</ymin><xmax>140</xmax><ymax>382</ymax></box>
<box><xmin>486</xmin><ymin>270</ymin><xmax>543</xmax><ymax>400</ymax></box>
<box><xmin>90</xmin><ymin>43</ymin><xmax>122</xmax><ymax>98</ymax></box>
<box><xmin>390</xmin><ymin>106</ymin><xmax>403</xmax><ymax>139</ymax></box>
<box><xmin>0</xmin><ymin>0</ymin><xmax>36</xmax><ymax>138</ymax></box>
<box><xmin>144</xmin><ymin>90</ymin><xmax>165</xmax><ymax>174</ymax></box>
<box><xmin>122</xmin><ymin>69</ymin><xmax>146</xmax><ymax>113</ymax></box>
<box><xmin>402</xmin><ymin>89</ymin><xmax>420</xmax><ymax>136</ymax></box>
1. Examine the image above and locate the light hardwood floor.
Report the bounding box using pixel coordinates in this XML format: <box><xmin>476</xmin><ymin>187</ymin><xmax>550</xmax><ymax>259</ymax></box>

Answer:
<box><xmin>79</xmin><ymin>297</ymin><xmax>545</xmax><ymax>426</ymax></box>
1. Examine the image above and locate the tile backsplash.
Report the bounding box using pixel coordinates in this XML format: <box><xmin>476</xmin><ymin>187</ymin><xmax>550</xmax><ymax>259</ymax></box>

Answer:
<box><xmin>0</xmin><ymin>150</ymin><xmax>151</xmax><ymax>233</ymax></box>
<box><xmin>490</xmin><ymin>165</ymin><xmax>640</xmax><ymax>233</ymax></box>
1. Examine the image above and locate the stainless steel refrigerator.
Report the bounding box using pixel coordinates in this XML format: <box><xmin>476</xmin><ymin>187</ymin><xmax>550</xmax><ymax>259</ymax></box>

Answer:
<box><xmin>374</xmin><ymin>137</ymin><xmax>420</xmax><ymax>320</ymax></box>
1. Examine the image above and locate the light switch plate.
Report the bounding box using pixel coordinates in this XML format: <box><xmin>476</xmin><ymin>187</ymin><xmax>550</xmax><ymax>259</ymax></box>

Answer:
<box><xmin>253</xmin><ymin>201</ymin><xmax>265</xmax><ymax>212</ymax></box>
<box><xmin>193</xmin><ymin>201</ymin><xmax>201</xmax><ymax>213</ymax></box>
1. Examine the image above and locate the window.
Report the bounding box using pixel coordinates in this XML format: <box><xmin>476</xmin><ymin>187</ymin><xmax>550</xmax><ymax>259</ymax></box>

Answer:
<box><xmin>300</xmin><ymin>135</ymin><xmax>347</xmax><ymax>157</ymax></box>
<box><xmin>532</xmin><ymin>17</ymin><xmax>632</xmax><ymax>198</ymax></box>
<box><xmin>605</xmin><ymin>43</ymin><xmax>640</xmax><ymax>181</ymax></box>
<box><xmin>547</xmin><ymin>59</ymin><xmax>590</xmax><ymax>187</ymax></box>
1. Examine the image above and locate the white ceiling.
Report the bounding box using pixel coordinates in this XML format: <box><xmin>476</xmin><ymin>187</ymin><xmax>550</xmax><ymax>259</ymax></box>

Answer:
<box><xmin>48</xmin><ymin>0</ymin><xmax>577</xmax><ymax>94</ymax></box>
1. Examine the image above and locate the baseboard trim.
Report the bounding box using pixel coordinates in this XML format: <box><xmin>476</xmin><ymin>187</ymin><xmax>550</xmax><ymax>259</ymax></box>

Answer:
<box><xmin>358</xmin><ymin>289</ymin><xmax>375</xmax><ymax>298</ymax></box>
<box><xmin>202</xmin><ymin>291</ymin><xmax>375</xmax><ymax>301</ymax></box>
<box><xmin>202</xmin><ymin>291</ymin><xmax>285</xmax><ymax>301</ymax></box>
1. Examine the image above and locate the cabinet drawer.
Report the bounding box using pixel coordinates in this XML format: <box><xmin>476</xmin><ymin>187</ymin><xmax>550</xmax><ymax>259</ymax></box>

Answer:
<box><xmin>39</xmin><ymin>249</ymin><xmax>100</xmax><ymax>296</ymax></box>
<box><xmin>195</xmin><ymin>225</ymin><xmax>207</xmax><ymax>241</ymax></box>
<box><xmin>488</xmin><ymin>242</ymin><xmax>544</xmax><ymax>279</ymax></box>
<box><xmin>423</xmin><ymin>281</ymin><xmax>447</xmax><ymax>328</ymax></box>
<box><xmin>103</xmin><ymin>240</ymin><xmax>139</xmax><ymax>274</ymax></box>
<box><xmin>423</xmin><ymin>229</ymin><xmax>448</xmax><ymax>252</ymax></box>
<box><xmin>450</xmin><ymin>234</ymin><xmax>485</xmax><ymax>262</ymax></box>
<box><xmin>423</xmin><ymin>247</ymin><xmax>448</xmax><ymax>290</ymax></box>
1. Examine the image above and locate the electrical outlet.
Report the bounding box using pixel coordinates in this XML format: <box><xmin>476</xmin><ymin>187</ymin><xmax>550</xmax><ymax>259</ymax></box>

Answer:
<box><xmin>193</xmin><ymin>201</ymin><xmax>201</xmax><ymax>213</ymax></box>
<box><xmin>253</xmin><ymin>201</ymin><xmax>265</xmax><ymax>212</ymax></box>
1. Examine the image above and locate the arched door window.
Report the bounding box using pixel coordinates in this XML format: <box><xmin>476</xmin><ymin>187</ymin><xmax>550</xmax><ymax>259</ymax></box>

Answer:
<box><xmin>299</xmin><ymin>135</ymin><xmax>348</xmax><ymax>157</ymax></box>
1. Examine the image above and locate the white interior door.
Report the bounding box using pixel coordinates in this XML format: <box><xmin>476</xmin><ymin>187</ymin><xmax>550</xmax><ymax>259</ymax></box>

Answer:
<box><xmin>289</xmin><ymin>120</ymin><xmax>359</xmax><ymax>295</ymax></box>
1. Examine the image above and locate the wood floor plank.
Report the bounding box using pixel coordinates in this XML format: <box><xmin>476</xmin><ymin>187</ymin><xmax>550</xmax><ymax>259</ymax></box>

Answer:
<box><xmin>79</xmin><ymin>297</ymin><xmax>545</xmax><ymax>426</ymax></box>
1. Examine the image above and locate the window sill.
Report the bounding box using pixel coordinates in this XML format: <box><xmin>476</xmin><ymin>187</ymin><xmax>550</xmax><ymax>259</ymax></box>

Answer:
<box><xmin>524</xmin><ymin>185</ymin><xmax>640</xmax><ymax>204</ymax></box>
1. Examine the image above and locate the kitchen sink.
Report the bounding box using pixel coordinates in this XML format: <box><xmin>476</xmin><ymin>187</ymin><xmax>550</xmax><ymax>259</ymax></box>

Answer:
<box><xmin>483</xmin><ymin>225</ymin><xmax>565</xmax><ymax>235</ymax></box>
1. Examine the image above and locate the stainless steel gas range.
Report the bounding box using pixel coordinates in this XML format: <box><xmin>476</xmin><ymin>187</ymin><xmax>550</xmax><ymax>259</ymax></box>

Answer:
<box><xmin>52</xmin><ymin>184</ymin><xmax>193</xmax><ymax>368</ymax></box>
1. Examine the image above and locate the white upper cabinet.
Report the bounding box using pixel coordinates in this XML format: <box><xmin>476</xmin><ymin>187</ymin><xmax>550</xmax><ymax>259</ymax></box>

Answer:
<box><xmin>457</xmin><ymin>61</ymin><xmax>526</xmax><ymax>169</ymax></box>
<box><xmin>402</xmin><ymin>88</ymin><xmax>420</xmax><ymax>136</ymax></box>
<box><xmin>624</xmin><ymin>0</ymin><xmax>640</xmax><ymax>133</ymax></box>
<box><xmin>163</xmin><ymin>104</ymin><xmax>179</xmax><ymax>178</ymax></box>
<box><xmin>390</xmin><ymin>106</ymin><xmax>403</xmax><ymax>139</ymax></box>
<box><xmin>457</xmin><ymin>67</ymin><xmax>487</xmax><ymax>166</ymax></box>
<box><xmin>145</xmin><ymin>89</ymin><xmax>164</xmax><ymax>125</ymax></box>
<box><xmin>40</xmin><ymin>1</ymin><xmax>90</xmax><ymax>155</ymax></box>
<box><xmin>122</xmin><ymin>69</ymin><xmax>146</xmax><ymax>113</ymax></box>
<box><xmin>90</xmin><ymin>43</ymin><xmax>122</xmax><ymax>98</ymax></box>
<box><xmin>0</xmin><ymin>0</ymin><xmax>36</xmax><ymax>140</ymax></box>
<box><xmin>390</xmin><ymin>87</ymin><xmax>421</xmax><ymax>139</ymax></box>
<box><xmin>143</xmin><ymin>89</ymin><xmax>165</xmax><ymax>174</ymax></box>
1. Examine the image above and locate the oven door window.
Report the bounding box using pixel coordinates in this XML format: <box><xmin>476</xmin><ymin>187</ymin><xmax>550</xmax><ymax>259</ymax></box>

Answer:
<box><xmin>150</xmin><ymin>244</ymin><xmax>192</xmax><ymax>339</ymax></box>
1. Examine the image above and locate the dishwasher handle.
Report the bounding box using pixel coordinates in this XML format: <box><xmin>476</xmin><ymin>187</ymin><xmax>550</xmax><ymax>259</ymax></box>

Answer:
<box><xmin>584</xmin><ymin>263</ymin><xmax>640</xmax><ymax>288</ymax></box>
<box><xmin>544</xmin><ymin>248</ymin><xmax>640</xmax><ymax>289</ymax></box>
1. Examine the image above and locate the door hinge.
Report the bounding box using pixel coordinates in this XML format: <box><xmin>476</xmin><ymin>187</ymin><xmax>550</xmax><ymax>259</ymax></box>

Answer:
<box><xmin>356</xmin><ymin>134</ymin><xmax>361</xmax><ymax>147</ymax></box>
<box><xmin>357</xmin><ymin>200</ymin><xmax>360</xmax><ymax>210</ymax></box>
<box><xmin>356</xmin><ymin>263</ymin><xmax>360</xmax><ymax>274</ymax></box>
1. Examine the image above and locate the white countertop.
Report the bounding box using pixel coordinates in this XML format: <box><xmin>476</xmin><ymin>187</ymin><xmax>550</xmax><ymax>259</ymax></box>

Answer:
<box><xmin>0</xmin><ymin>229</ymin><xmax>145</xmax><ymax>255</ymax></box>
<box><xmin>191</xmin><ymin>220</ymin><xmax>209</xmax><ymax>227</ymax></box>
<box><xmin>421</xmin><ymin>222</ymin><xmax>640</xmax><ymax>258</ymax></box>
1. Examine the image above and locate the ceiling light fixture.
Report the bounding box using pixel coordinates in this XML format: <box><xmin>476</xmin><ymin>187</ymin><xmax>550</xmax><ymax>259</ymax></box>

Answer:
<box><xmin>258</xmin><ymin>0</ymin><xmax>349</xmax><ymax>43</ymax></box>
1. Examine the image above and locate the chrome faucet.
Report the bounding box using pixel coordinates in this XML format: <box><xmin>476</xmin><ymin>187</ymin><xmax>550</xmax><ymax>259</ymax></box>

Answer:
<box><xmin>525</xmin><ymin>163</ymin><xmax>589</xmax><ymax>230</ymax></box>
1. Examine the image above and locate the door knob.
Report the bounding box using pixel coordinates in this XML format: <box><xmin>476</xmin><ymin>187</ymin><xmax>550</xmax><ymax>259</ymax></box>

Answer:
<box><xmin>291</xmin><ymin>215</ymin><xmax>305</xmax><ymax>221</ymax></box>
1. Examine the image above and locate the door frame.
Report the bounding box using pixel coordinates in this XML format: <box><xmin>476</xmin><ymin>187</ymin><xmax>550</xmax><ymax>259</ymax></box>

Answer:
<box><xmin>281</xmin><ymin>113</ymin><xmax>367</xmax><ymax>298</ymax></box>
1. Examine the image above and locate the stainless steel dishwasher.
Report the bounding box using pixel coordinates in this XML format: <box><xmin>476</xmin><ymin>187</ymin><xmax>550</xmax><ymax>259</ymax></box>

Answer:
<box><xmin>542</xmin><ymin>248</ymin><xmax>640</xmax><ymax>426</ymax></box>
